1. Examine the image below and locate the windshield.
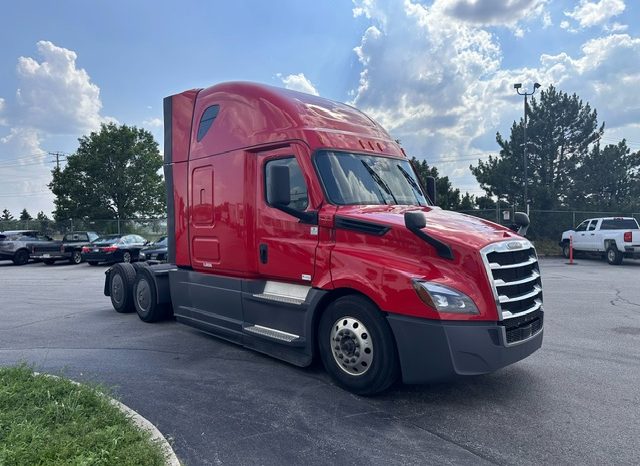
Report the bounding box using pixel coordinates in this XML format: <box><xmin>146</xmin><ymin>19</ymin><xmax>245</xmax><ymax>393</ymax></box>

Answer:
<box><xmin>315</xmin><ymin>151</ymin><xmax>429</xmax><ymax>206</ymax></box>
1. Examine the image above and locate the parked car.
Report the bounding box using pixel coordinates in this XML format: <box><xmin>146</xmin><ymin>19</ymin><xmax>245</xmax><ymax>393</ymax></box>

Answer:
<box><xmin>560</xmin><ymin>217</ymin><xmax>640</xmax><ymax>265</ymax></box>
<box><xmin>31</xmin><ymin>231</ymin><xmax>99</xmax><ymax>265</ymax></box>
<box><xmin>81</xmin><ymin>234</ymin><xmax>147</xmax><ymax>265</ymax></box>
<box><xmin>0</xmin><ymin>230</ymin><xmax>54</xmax><ymax>265</ymax></box>
<box><xmin>138</xmin><ymin>236</ymin><xmax>168</xmax><ymax>263</ymax></box>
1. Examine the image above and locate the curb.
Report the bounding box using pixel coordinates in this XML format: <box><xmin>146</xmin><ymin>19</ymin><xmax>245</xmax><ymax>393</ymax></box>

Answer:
<box><xmin>34</xmin><ymin>373</ymin><xmax>180</xmax><ymax>466</ymax></box>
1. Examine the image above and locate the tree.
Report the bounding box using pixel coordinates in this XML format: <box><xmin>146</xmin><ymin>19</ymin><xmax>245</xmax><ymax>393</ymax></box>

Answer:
<box><xmin>471</xmin><ymin>86</ymin><xmax>604</xmax><ymax>210</ymax></box>
<box><xmin>50</xmin><ymin>123</ymin><xmax>165</xmax><ymax>221</ymax></box>
<box><xmin>19</xmin><ymin>209</ymin><xmax>32</xmax><ymax>221</ymax></box>
<box><xmin>570</xmin><ymin>140</ymin><xmax>640</xmax><ymax>211</ymax></box>
<box><xmin>1</xmin><ymin>209</ymin><xmax>13</xmax><ymax>221</ymax></box>
<box><xmin>410</xmin><ymin>157</ymin><xmax>462</xmax><ymax>209</ymax></box>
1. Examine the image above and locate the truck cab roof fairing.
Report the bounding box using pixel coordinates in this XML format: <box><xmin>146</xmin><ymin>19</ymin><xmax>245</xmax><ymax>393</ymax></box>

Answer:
<box><xmin>188</xmin><ymin>82</ymin><xmax>402</xmax><ymax>158</ymax></box>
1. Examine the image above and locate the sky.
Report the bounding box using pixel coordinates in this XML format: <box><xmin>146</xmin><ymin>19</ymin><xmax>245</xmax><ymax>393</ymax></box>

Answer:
<box><xmin>1</xmin><ymin>0</ymin><xmax>639</xmax><ymax>217</ymax></box>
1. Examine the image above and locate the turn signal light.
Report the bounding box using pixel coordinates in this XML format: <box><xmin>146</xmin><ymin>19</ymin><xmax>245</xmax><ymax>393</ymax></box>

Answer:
<box><xmin>624</xmin><ymin>231</ymin><xmax>632</xmax><ymax>242</ymax></box>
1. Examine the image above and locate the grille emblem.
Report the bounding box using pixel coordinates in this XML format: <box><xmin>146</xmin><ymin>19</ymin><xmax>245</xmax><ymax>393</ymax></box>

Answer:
<box><xmin>506</xmin><ymin>241</ymin><xmax>524</xmax><ymax>250</ymax></box>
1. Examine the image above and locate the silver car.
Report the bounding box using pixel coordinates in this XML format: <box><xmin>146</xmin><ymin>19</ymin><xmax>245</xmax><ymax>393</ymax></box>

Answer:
<box><xmin>0</xmin><ymin>230</ymin><xmax>53</xmax><ymax>265</ymax></box>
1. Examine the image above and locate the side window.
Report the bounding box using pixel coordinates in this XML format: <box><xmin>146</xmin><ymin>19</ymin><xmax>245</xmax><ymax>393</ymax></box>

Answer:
<box><xmin>575</xmin><ymin>221</ymin><xmax>588</xmax><ymax>232</ymax></box>
<box><xmin>265</xmin><ymin>157</ymin><xmax>309</xmax><ymax>211</ymax></box>
<box><xmin>587</xmin><ymin>221</ymin><xmax>597</xmax><ymax>231</ymax></box>
<box><xmin>196</xmin><ymin>105</ymin><xmax>220</xmax><ymax>142</ymax></box>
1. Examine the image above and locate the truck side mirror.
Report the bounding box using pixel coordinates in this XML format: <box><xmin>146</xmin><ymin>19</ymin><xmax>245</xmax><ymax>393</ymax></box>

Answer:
<box><xmin>426</xmin><ymin>176</ymin><xmax>437</xmax><ymax>205</ymax></box>
<box><xmin>404</xmin><ymin>211</ymin><xmax>426</xmax><ymax>230</ymax></box>
<box><xmin>267</xmin><ymin>165</ymin><xmax>291</xmax><ymax>206</ymax></box>
<box><xmin>512</xmin><ymin>212</ymin><xmax>530</xmax><ymax>236</ymax></box>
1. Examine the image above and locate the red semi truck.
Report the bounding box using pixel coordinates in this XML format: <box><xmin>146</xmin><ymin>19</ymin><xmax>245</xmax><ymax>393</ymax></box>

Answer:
<box><xmin>105</xmin><ymin>82</ymin><xmax>543</xmax><ymax>395</ymax></box>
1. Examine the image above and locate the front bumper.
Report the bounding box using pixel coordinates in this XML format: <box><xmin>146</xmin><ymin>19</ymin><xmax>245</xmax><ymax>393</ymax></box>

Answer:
<box><xmin>387</xmin><ymin>312</ymin><xmax>543</xmax><ymax>384</ymax></box>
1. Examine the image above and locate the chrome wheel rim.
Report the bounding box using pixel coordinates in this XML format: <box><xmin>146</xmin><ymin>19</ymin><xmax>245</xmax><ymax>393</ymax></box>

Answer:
<box><xmin>330</xmin><ymin>316</ymin><xmax>373</xmax><ymax>376</ymax></box>
<box><xmin>111</xmin><ymin>274</ymin><xmax>124</xmax><ymax>305</ymax></box>
<box><xmin>608</xmin><ymin>250</ymin><xmax>615</xmax><ymax>262</ymax></box>
<box><xmin>135</xmin><ymin>278</ymin><xmax>151</xmax><ymax>313</ymax></box>
<box><xmin>123</xmin><ymin>252</ymin><xmax>131</xmax><ymax>263</ymax></box>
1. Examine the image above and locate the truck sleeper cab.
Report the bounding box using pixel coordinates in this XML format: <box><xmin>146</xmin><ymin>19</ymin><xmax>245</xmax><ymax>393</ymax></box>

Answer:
<box><xmin>105</xmin><ymin>82</ymin><xmax>543</xmax><ymax>395</ymax></box>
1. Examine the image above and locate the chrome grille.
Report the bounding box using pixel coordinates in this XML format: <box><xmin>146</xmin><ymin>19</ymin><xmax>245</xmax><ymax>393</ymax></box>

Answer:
<box><xmin>481</xmin><ymin>240</ymin><xmax>543</xmax><ymax>322</ymax></box>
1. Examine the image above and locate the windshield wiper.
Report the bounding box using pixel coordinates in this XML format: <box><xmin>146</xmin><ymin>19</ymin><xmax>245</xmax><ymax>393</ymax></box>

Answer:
<box><xmin>397</xmin><ymin>164</ymin><xmax>426</xmax><ymax>206</ymax></box>
<box><xmin>360</xmin><ymin>160</ymin><xmax>397</xmax><ymax>204</ymax></box>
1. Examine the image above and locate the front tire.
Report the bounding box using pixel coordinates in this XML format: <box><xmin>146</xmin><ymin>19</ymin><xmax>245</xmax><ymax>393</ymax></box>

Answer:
<box><xmin>562</xmin><ymin>242</ymin><xmax>570</xmax><ymax>259</ymax></box>
<box><xmin>109</xmin><ymin>263</ymin><xmax>136</xmax><ymax>313</ymax></box>
<box><xmin>318</xmin><ymin>295</ymin><xmax>399</xmax><ymax>396</ymax></box>
<box><xmin>606</xmin><ymin>246</ymin><xmax>623</xmax><ymax>265</ymax></box>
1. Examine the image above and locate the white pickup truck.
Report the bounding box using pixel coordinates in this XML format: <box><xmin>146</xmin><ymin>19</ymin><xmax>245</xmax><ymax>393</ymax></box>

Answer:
<box><xmin>560</xmin><ymin>217</ymin><xmax>640</xmax><ymax>265</ymax></box>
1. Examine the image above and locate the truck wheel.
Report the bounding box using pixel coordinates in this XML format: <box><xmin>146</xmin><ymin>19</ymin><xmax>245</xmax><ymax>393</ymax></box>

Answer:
<box><xmin>606</xmin><ymin>246</ymin><xmax>623</xmax><ymax>265</ymax></box>
<box><xmin>109</xmin><ymin>263</ymin><xmax>136</xmax><ymax>313</ymax></box>
<box><xmin>44</xmin><ymin>259</ymin><xmax>56</xmax><ymax>265</ymax></box>
<box><xmin>561</xmin><ymin>242</ymin><xmax>570</xmax><ymax>258</ymax></box>
<box><xmin>122</xmin><ymin>251</ymin><xmax>132</xmax><ymax>263</ymax></box>
<box><xmin>69</xmin><ymin>251</ymin><xmax>82</xmax><ymax>265</ymax></box>
<box><xmin>133</xmin><ymin>269</ymin><xmax>171</xmax><ymax>322</ymax></box>
<box><xmin>12</xmin><ymin>249</ymin><xmax>29</xmax><ymax>266</ymax></box>
<box><xmin>318</xmin><ymin>295</ymin><xmax>399</xmax><ymax>396</ymax></box>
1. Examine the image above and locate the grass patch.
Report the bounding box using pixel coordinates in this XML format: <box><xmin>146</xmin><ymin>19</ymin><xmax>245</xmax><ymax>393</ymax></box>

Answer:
<box><xmin>0</xmin><ymin>364</ymin><xmax>167</xmax><ymax>466</ymax></box>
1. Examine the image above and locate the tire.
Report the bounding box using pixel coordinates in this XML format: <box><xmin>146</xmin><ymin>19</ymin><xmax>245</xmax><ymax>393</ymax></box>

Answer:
<box><xmin>109</xmin><ymin>263</ymin><xmax>137</xmax><ymax>313</ymax></box>
<box><xmin>318</xmin><ymin>295</ymin><xmax>399</xmax><ymax>396</ymax></box>
<box><xmin>122</xmin><ymin>251</ymin><xmax>132</xmax><ymax>263</ymax></box>
<box><xmin>562</xmin><ymin>242</ymin><xmax>570</xmax><ymax>259</ymax></box>
<box><xmin>43</xmin><ymin>259</ymin><xmax>56</xmax><ymax>265</ymax></box>
<box><xmin>606</xmin><ymin>246</ymin><xmax>623</xmax><ymax>265</ymax></box>
<box><xmin>133</xmin><ymin>269</ymin><xmax>171</xmax><ymax>323</ymax></box>
<box><xmin>12</xmin><ymin>249</ymin><xmax>29</xmax><ymax>266</ymax></box>
<box><xmin>88</xmin><ymin>261</ymin><xmax>100</xmax><ymax>266</ymax></box>
<box><xmin>69</xmin><ymin>251</ymin><xmax>83</xmax><ymax>265</ymax></box>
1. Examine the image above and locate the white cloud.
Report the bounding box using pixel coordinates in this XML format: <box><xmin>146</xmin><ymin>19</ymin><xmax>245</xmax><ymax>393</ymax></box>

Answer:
<box><xmin>605</xmin><ymin>22</ymin><xmax>628</xmax><ymax>33</ymax></box>
<box><xmin>565</xmin><ymin>0</ymin><xmax>625</xmax><ymax>29</ymax></box>
<box><xmin>142</xmin><ymin>117</ymin><xmax>163</xmax><ymax>128</ymax></box>
<box><xmin>349</xmin><ymin>0</ymin><xmax>640</xmax><ymax>194</ymax></box>
<box><xmin>278</xmin><ymin>73</ymin><xmax>319</xmax><ymax>96</ymax></box>
<box><xmin>439</xmin><ymin>0</ymin><xmax>548</xmax><ymax>27</ymax></box>
<box><xmin>0</xmin><ymin>41</ymin><xmax>110</xmax><ymax>215</ymax></box>
<box><xmin>14</xmin><ymin>40</ymin><xmax>107</xmax><ymax>134</ymax></box>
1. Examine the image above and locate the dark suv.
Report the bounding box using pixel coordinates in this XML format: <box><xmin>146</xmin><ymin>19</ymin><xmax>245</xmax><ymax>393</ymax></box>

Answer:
<box><xmin>0</xmin><ymin>230</ymin><xmax>54</xmax><ymax>265</ymax></box>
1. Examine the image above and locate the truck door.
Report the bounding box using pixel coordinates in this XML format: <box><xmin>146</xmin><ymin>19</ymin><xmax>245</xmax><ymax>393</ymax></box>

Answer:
<box><xmin>572</xmin><ymin>220</ymin><xmax>589</xmax><ymax>250</ymax></box>
<box><xmin>256</xmin><ymin>146</ymin><xmax>319</xmax><ymax>283</ymax></box>
<box><xmin>587</xmin><ymin>219</ymin><xmax>600</xmax><ymax>251</ymax></box>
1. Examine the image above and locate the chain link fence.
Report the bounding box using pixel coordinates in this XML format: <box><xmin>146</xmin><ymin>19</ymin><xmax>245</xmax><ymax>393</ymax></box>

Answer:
<box><xmin>0</xmin><ymin>218</ymin><xmax>167</xmax><ymax>241</ymax></box>
<box><xmin>2</xmin><ymin>210</ymin><xmax>639</xmax><ymax>243</ymax></box>
<box><xmin>456</xmin><ymin>208</ymin><xmax>640</xmax><ymax>241</ymax></box>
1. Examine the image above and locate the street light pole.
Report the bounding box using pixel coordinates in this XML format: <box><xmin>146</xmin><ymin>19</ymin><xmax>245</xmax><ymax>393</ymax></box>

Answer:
<box><xmin>513</xmin><ymin>82</ymin><xmax>540</xmax><ymax>216</ymax></box>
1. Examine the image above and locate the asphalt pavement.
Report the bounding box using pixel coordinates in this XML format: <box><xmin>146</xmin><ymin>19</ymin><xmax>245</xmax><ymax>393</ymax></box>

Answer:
<box><xmin>0</xmin><ymin>257</ymin><xmax>639</xmax><ymax>465</ymax></box>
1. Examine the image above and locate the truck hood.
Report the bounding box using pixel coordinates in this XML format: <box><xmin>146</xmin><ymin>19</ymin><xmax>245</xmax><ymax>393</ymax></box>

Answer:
<box><xmin>336</xmin><ymin>205</ymin><xmax>520</xmax><ymax>250</ymax></box>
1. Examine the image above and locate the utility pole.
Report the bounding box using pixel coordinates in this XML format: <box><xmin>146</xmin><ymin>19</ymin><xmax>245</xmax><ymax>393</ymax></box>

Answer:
<box><xmin>48</xmin><ymin>151</ymin><xmax>67</xmax><ymax>170</ymax></box>
<box><xmin>513</xmin><ymin>83</ymin><xmax>541</xmax><ymax>216</ymax></box>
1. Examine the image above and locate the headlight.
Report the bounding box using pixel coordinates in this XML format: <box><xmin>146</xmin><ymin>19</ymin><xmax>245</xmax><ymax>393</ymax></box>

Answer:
<box><xmin>139</xmin><ymin>252</ymin><xmax>146</xmax><ymax>259</ymax></box>
<box><xmin>412</xmin><ymin>280</ymin><xmax>479</xmax><ymax>314</ymax></box>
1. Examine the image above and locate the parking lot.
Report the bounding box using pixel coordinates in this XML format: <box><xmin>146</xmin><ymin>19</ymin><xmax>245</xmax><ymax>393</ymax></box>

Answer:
<box><xmin>0</xmin><ymin>257</ymin><xmax>639</xmax><ymax>465</ymax></box>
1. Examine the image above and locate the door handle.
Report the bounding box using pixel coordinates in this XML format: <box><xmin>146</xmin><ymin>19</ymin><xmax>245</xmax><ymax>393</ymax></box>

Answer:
<box><xmin>259</xmin><ymin>243</ymin><xmax>268</xmax><ymax>264</ymax></box>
